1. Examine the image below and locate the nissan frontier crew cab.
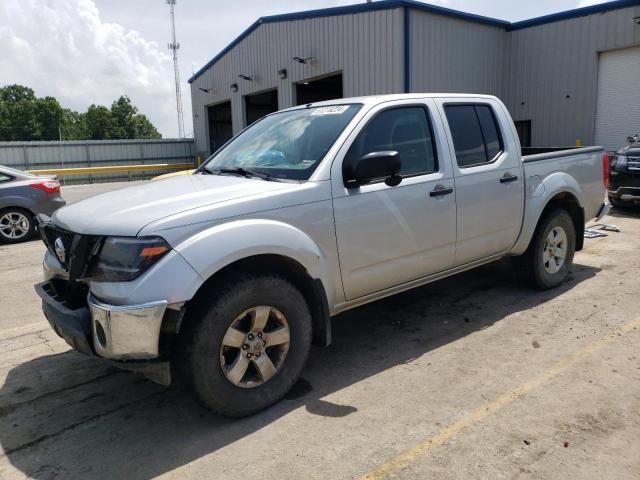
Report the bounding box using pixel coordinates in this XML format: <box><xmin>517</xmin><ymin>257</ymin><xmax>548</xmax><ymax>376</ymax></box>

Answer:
<box><xmin>35</xmin><ymin>94</ymin><xmax>609</xmax><ymax>417</ymax></box>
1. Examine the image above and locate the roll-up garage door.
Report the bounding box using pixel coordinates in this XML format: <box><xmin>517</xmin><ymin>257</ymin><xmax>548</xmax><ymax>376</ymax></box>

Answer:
<box><xmin>595</xmin><ymin>46</ymin><xmax>640</xmax><ymax>152</ymax></box>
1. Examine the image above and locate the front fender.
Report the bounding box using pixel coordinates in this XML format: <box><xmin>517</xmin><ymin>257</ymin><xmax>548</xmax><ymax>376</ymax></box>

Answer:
<box><xmin>511</xmin><ymin>172</ymin><xmax>585</xmax><ymax>255</ymax></box>
<box><xmin>175</xmin><ymin>218</ymin><xmax>331</xmax><ymax>294</ymax></box>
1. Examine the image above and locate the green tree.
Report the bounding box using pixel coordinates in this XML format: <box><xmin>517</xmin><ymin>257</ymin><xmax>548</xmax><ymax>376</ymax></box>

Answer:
<box><xmin>109</xmin><ymin>96</ymin><xmax>161</xmax><ymax>139</ymax></box>
<box><xmin>60</xmin><ymin>108</ymin><xmax>87</xmax><ymax>140</ymax></box>
<box><xmin>110</xmin><ymin>96</ymin><xmax>137</xmax><ymax>139</ymax></box>
<box><xmin>0</xmin><ymin>85</ymin><xmax>162</xmax><ymax>141</ymax></box>
<box><xmin>84</xmin><ymin>105</ymin><xmax>115</xmax><ymax>140</ymax></box>
<box><xmin>1</xmin><ymin>84</ymin><xmax>36</xmax><ymax>104</ymax></box>
<box><xmin>34</xmin><ymin>96</ymin><xmax>64</xmax><ymax>140</ymax></box>
<box><xmin>0</xmin><ymin>85</ymin><xmax>39</xmax><ymax>141</ymax></box>
<box><xmin>132</xmin><ymin>114</ymin><xmax>161</xmax><ymax>139</ymax></box>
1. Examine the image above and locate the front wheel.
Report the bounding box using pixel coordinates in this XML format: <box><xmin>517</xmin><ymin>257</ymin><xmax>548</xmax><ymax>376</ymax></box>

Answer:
<box><xmin>518</xmin><ymin>208</ymin><xmax>576</xmax><ymax>290</ymax></box>
<box><xmin>177</xmin><ymin>273</ymin><xmax>312</xmax><ymax>417</ymax></box>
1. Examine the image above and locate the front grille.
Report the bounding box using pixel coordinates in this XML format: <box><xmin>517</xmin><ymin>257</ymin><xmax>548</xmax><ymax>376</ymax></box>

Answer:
<box><xmin>39</xmin><ymin>222</ymin><xmax>101</xmax><ymax>280</ymax></box>
<box><xmin>40</xmin><ymin>224</ymin><xmax>76</xmax><ymax>269</ymax></box>
<box><xmin>38</xmin><ymin>221</ymin><xmax>101</xmax><ymax>306</ymax></box>
<box><xmin>627</xmin><ymin>156</ymin><xmax>640</xmax><ymax>171</ymax></box>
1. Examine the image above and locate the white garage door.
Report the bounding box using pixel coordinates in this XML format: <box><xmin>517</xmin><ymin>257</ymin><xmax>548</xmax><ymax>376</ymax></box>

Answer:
<box><xmin>595</xmin><ymin>46</ymin><xmax>640</xmax><ymax>152</ymax></box>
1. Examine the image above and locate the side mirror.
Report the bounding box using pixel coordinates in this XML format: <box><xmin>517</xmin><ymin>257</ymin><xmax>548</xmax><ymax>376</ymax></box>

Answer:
<box><xmin>345</xmin><ymin>151</ymin><xmax>402</xmax><ymax>188</ymax></box>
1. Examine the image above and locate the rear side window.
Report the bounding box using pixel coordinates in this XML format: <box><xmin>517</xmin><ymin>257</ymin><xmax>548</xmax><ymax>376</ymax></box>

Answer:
<box><xmin>445</xmin><ymin>104</ymin><xmax>504</xmax><ymax>168</ymax></box>
<box><xmin>0</xmin><ymin>173</ymin><xmax>12</xmax><ymax>183</ymax></box>
<box><xmin>345</xmin><ymin>106</ymin><xmax>437</xmax><ymax>177</ymax></box>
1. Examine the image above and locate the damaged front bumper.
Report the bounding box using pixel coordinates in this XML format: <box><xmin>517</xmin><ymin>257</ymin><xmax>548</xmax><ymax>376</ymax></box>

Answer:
<box><xmin>34</xmin><ymin>281</ymin><xmax>172</xmax><ymax>385</ymax></box>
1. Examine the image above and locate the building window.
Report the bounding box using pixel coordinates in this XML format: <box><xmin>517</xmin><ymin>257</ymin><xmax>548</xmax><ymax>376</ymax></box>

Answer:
<box><xmin>514</xmin><ymin>120</ymin><xmax>532</xmax><ymax>148</ymax></box>
<box><xmin>444</xmin><ymin>104</ymin><xmax>504</xmax><ymax>168</ymax></box>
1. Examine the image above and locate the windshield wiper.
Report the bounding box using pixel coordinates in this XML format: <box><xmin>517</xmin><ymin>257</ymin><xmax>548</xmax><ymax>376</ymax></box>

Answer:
<box><xmin>215</xmin><ymin>167</ymin><xmax>276</xmax><ymax>181</ymax></box>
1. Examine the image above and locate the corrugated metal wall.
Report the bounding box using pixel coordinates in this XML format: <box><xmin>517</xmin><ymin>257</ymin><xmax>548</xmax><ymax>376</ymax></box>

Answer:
<box><xmin>409</xmin><ymin>10</ymin><xmax>508</xmax><ymax>97</ymax></box>
<box><xmin>191</xmin><ymin>3</ymin><xmax>640</xmax><ymax>152</ymax></box>
<box><xmin>0</xmin><ymin>139</ymin><xmax>195</xmax><ymax>185</ymax></box>
<box><xmin>190</xmin><ymin>8</ymin><xmax>404</xmax><ymax>156</ymax></box>
<box><xmin>504</xmin><ymin>5</ymin><xmax>640</xmax><ymax>147</ymax></box>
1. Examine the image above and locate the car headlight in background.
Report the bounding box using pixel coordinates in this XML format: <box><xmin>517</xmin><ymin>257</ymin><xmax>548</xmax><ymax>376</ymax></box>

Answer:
<box><xmin>91</xmin><ymin>236</ymin><xmax>171</xmax><ymax>282</ymax></box>
<box><xmin>611</xmin><ymin>155</ymin><xmax>627</xmax><ymax>172</ymax></box>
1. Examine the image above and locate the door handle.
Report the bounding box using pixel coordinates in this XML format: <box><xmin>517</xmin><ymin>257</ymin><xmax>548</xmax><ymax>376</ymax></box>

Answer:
<box><xmin>429</xmin><ymin>185</ymin><xmax>454</xmax><ymax>197</ymax></box>
<box><xmin>500</xmin><ymin>173</ymin><xmax>519</xmax><ymax>183</ymax></box>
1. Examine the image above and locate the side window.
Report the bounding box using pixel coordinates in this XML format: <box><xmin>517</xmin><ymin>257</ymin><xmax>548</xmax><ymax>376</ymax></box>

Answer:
<box><xmin>345</xmin><ymin>106</ymin><xmax>437</xmax><ymax>178</ymax></box>
<box><xmin>445</xmin><ymin>104</ymin><xmax>504</xmax><ymax>168</ymax></box>
<box><xmin>0</xmin><ymin>174</ymin><xmax>12</xmax><ymax>183</ymax></box>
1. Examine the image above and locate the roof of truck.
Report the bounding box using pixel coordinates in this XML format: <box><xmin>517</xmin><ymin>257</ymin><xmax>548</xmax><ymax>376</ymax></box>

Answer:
<box><xmin>279</xmin><ymin>93</ymin><xmax>498</xmax><ymax>112</ymax></box>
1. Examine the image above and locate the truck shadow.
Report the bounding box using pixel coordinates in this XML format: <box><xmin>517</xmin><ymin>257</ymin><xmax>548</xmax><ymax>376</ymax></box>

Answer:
<box><xmin>0</xmin><ymin>260</ymin><xmax>599</xmax><ymax>479</ymax></box>
<box><xmin>606</xmin><ymin>207</ymin><xmax>640</xmax><ymax>219</ymax></box>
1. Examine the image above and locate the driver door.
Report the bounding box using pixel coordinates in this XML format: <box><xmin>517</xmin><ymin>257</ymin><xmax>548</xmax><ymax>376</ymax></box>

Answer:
<box><xmin>331</xmin><ymin>100</ymin><xmax>457</xmax><ymax>300</ymax></box>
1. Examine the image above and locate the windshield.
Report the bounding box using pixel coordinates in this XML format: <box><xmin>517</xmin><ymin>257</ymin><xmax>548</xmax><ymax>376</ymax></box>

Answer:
<box><xmin>202</xmin><ymin>104</ymin><xmax>361</xmax><ymax>180</ymax></box>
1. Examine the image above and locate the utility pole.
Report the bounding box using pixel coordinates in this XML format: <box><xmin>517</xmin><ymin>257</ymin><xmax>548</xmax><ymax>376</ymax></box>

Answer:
<box><xmin>167</xmin><ymin>0</ymin><xmax>185</xmax><ymax>138</ymax></box>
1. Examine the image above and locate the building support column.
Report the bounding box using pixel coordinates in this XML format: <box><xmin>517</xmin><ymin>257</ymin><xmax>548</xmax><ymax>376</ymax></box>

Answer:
<box><xmin>404</xmin><ymin>6</ymin><xmax>412</xmax><ymax>93</ymax></box>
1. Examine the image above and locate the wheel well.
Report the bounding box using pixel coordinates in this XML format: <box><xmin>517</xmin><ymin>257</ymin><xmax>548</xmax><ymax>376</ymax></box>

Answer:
<box><xmin>188</xmin><ymin>254</ymin><xmax>331</xmax><ymax>347</ymax></box>
<box><xmin>0</xmin><ymin>206</ymin><xmax>34</xmax><ymax>216</ymax></box>
<box><xmin>541</xmin><ymin>192</ymin><xmax>584</xmax><ymax>251</ymax></box>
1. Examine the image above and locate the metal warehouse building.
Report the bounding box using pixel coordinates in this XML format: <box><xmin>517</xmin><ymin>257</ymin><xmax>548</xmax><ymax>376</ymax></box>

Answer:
<box><xmin>189</xmin><ymin>0</ymin><xmax>640</xmax><ymax>158</ymax></box>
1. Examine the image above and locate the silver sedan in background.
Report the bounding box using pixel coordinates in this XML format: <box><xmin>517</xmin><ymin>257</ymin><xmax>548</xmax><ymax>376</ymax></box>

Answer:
<box><xmin>0</xmin><ymin>165</ymin><xmax>66</xmax><ymax>244</ymax></box>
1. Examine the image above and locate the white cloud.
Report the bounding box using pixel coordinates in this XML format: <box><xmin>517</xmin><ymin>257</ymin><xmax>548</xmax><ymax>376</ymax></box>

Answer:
<box><xmin>0</xmin><ymin>0</ymin><xmax>180</xmax><ymax>137</ymax></box>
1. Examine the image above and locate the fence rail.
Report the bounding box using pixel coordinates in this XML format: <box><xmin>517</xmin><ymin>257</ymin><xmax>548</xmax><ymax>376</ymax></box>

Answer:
<box><xmin>0</xmin><ymin>139</ymin><xmax>196</xmax><ymax>184</ymax></box>
<box><xmin>27</xmin><ymin>163</ymin><xmax>194</xmax><ymax>176</ymax></box>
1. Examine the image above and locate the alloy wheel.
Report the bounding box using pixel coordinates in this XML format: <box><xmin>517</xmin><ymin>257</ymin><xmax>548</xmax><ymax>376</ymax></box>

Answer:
<box><xmin>219</xmin><ymin>305</ymin><xmax>291</xmax><ymax>388</ymax></box>
<box><xmin>542</xmin><ymin>226</ymin><xmax>568</xmax><ymax>274</ymax></box>
<box><xmin>0</xmin><ymin>212</ymin><xmax>30</xmax><ymax>240</ymax></box>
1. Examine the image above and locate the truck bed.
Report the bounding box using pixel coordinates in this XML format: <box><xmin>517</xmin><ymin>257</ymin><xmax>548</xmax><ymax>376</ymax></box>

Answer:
<box><xmin>521</xmin><ymin>145</ymin><xmax>605</xmax><ymax>225</ymax></box>
<box><xmin>522</xmin><ymin>146</ymin><xmax>603</xmax><ymax>162</ymax></box>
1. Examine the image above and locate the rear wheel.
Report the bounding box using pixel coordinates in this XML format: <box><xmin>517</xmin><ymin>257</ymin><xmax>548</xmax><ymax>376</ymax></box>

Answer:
<box><xmin>0</xmin><ymin>208</ymin><xmax>35</xmax><ymax>244</ymax></box>
<box><xmin>177</xmin><ymin>273</ymin><xmax>312</xmax><ymax>417</ymax></box>
<box><xmin>518</xmin><ymin>208</ymin><xmax>576</xmax><ymax>290</ymax></box>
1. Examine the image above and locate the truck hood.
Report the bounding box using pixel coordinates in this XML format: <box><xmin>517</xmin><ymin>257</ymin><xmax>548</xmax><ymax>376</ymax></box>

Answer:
<box><xmin>52</xmin><ymin>174</ymin><xmax>293</xmax><ymax>236</ymax></box>
<box><xmin>617</xmin><ymin>142</ymin><xmax>640</xmax><ymax>155</ymax></box>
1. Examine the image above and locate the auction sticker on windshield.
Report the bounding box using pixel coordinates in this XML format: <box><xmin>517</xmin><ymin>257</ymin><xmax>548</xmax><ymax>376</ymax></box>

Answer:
<box><xmin>311</xmin><ymin>105</ymin><xmax>350</xmax><ymax>115</ymax></box>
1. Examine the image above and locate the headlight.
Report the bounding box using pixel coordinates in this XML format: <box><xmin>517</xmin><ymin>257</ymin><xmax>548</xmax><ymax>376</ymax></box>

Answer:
<box><xmin>612</xmin><ymin>155</ymin><xmax>627</xmax><ymax>172</ymax></box>
<box><xmin>91</xmin><ymin>236</ymin><xmax>170</xmax><ymax>282</ymax></box>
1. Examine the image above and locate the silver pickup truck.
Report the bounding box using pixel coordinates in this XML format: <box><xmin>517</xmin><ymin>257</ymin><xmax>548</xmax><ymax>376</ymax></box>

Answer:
<box><xmin>35</xmin><ymin>94</ymin><xmax>609</xmax><ymax>416</ymax></box>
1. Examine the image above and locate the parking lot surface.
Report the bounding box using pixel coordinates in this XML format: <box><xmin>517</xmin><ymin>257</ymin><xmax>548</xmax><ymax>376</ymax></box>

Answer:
<box><xmin>1</xmin><ymin>182</ymin><xmax>639</xmax><ymax>480</ymax></box>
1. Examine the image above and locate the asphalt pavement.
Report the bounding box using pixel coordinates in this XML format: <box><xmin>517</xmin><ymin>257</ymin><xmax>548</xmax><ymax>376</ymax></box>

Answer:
<box><xmin>1</xmin><ymin>181</ymin><xmax>639</xmax><ymax>479</ymax></box>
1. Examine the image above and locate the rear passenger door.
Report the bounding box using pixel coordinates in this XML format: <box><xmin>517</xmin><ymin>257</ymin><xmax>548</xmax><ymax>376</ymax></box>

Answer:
<box><xmin>436</xmin><ymin>99</ymin><xmax>524</xmax><ymax>265</ymax></box>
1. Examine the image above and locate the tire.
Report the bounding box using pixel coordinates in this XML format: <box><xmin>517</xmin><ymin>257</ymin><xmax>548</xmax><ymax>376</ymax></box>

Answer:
<box><xmin>0</xmin><ymin>208</ymin><xmax>35</xmax><ymax>244</ymax></box>
<box><xmin>608</xmin><ymin>195</ymin><xmax>633</xmax><ymax>209</ymax></box>
<box><xmin>518</xmin><ymin>208</ymin><xmax>576</xmax><ymax>290</ymax></box>
<box><xmin>177</xmin><ymin>273</ymin><xmax>312</xmax><ymax>417</ymax></box>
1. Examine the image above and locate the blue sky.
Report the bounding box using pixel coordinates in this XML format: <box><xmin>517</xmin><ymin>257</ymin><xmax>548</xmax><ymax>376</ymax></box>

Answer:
<box><xmin>1</xmin><ymin>0</ymin><xmax>604</xmax><ymax>137</ymax></box>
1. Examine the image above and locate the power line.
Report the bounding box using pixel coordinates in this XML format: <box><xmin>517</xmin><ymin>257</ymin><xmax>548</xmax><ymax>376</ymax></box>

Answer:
<box><xmin>167</xmin><ymin>0</ymin><xmax>185</xmax><ymax>138</ymax></box>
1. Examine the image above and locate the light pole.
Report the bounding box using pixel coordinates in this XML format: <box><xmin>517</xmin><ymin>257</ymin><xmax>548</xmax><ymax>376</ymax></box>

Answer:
<box><xmin>167</xmin><ymin>0</ymin><xmax>185</xmax><ymax>138</ymax></box>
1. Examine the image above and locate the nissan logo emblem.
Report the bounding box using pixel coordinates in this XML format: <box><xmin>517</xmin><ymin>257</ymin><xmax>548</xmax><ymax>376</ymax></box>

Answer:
<box><xmin>54</xmin><ymin>237</ymin><xmax>66</xmax><ymax>264</ymax></box>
